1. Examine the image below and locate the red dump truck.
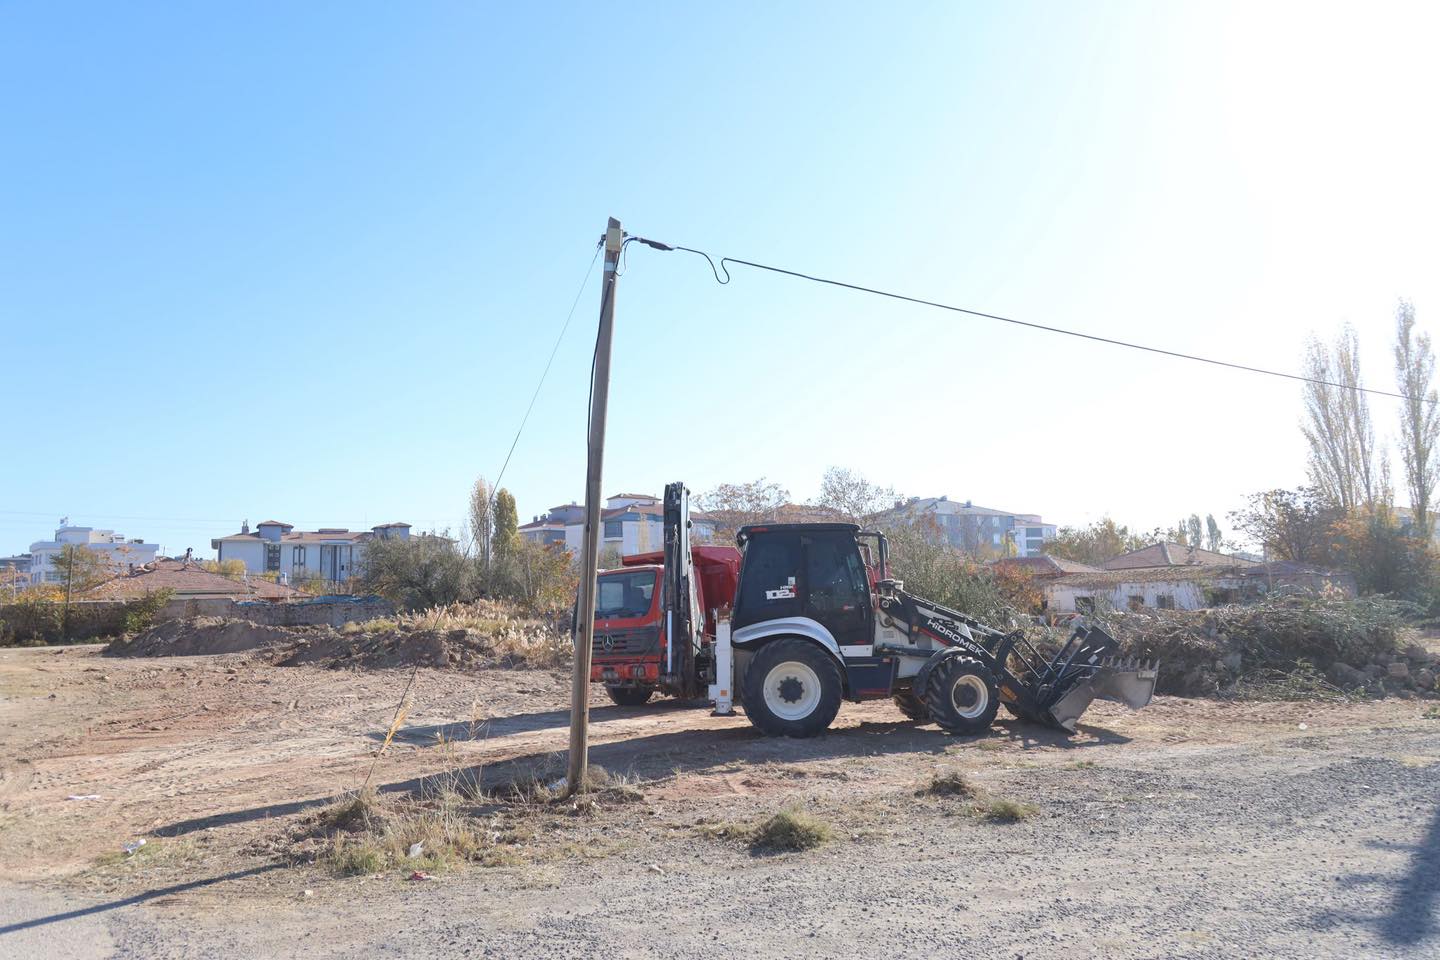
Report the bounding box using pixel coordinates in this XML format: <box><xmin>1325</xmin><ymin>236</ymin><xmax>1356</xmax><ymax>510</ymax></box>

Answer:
<box><xmin>586</xmin><ymin>483</ymin><xmax>740</xmax><ymax>705</ymax></box>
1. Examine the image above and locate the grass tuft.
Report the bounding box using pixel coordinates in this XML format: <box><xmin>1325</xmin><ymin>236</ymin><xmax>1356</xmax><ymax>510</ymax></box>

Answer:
<box><xmin>980</xmin><ymin>797</ymin><xmax>1039</xmax><ymax>823</ymax></box>
<box><xmin>920</xmin><ymin>771</ymin><xmax>978</xmax><ymax>798</ymax></box>
<box><xmin>326</xmin><ymin>838</ymin><xmax>385</xmax><ymax>876</ymax></box>
<box><xmin>318</xmin><ymin>791</ymin><xmax>382</xmax><ymax>834</ymax></box>
<box><xmin>749</xmin><ymin>808</ymin><xmax>833</xmax><ymax>852</ymax></box>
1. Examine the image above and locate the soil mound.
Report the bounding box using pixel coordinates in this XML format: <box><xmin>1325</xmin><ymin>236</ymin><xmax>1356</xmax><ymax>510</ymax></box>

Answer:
<box><xmin>107</xmin><ymin>617</ymin><xmax>304</xmax><ymax>657</ymax></box>
<box><xmin>279</xmin><ymin>627</ymin><xmax>514</xmax><ymax>670</ymax></box>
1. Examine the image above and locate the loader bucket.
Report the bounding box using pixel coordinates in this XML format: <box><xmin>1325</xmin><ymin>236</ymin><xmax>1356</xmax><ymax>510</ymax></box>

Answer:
<box><xmin>997</xmin><ymin>624</ymin><xmax>1160</xmax><ymax>732</ymax></box>
<box><xmin>1043</xmin><ymin>657</ymin><xmax>1159</xmax><ymax>732</ymax></box>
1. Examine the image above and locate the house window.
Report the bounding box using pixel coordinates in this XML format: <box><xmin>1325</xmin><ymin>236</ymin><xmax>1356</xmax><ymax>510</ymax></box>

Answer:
<box><xmin>292</xmin><ymin>546</ymin><xmax>306</xmax><ymax>568</ymax></box>
<box><xmin>603</xmin><ymin>520</ymin><xmax>622</xmax><ymax>539</ymax></box>
<box><xmin>265</xmin><ymin>544</ymin><xmax>281</xmax><ymax>572</ymax></box>
<box><xmin>1074</xmin><ymin>596</ymin><xmax>1096</xmax><ymax>615</ymax></box>
<box><xmin>1128</xmin><ymin>595</ymin><xmax>1144</xmax><ymax>611</ymax></box>
<box><xmin>1155</xmin><ymin>594</ymin><xmax>1175</xmax><ymax>610</ymax></box>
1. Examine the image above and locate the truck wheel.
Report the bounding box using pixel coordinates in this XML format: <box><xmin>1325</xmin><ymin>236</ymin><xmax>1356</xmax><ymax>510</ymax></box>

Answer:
<box><xmin>741</xmin><ymin>638</ymin><xmax>842</xmax><ymax>738</ymax></box>
<box><xmin>923</xmin><ymin>656</ymin><xmax>1000</xmax><ymax>735</ymax></box>
<box><xmin>605</xmin><ymin>685</ymin><xmax>653</xmax><ymax>707</ymax></box>
<box><xmin>892</xmin><ymin>688</ymin><xmax>931</xmax><ymax>722</ymax></box>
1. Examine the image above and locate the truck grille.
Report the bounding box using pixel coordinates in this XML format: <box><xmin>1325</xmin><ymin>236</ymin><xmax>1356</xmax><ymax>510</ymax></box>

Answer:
<box><xmin>592</xmin><ymin>626</ymin><xmax>659</xmax><ymax>656</ymax></box>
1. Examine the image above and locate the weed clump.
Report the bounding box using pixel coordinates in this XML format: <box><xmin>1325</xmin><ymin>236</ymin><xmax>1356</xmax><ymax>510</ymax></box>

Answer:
<box><xmin>749</xmin><ymin>808</ymin><xmax>833</xmax><ymax>852</ymax></box>
<box><xmin>920</xmin><ymin>771</ymin><xmax>978</xmax><ymax>798</ymax></box>
<box><xmin>980</xmin><ymin>798</ymin><xmax>1038</xmax><ymax>823</ymax></box>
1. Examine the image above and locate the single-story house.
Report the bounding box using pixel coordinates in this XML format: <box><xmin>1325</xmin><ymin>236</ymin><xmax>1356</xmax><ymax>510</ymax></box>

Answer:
<box><xmin>1044</xmin><ymin>558</ymin><xmax>1357</xmax><ymax>614</ymax></box>
<box><xmin>86</xmin><ymin>558</ymin><xmax>303</xmax><ymax>602</ymax></box>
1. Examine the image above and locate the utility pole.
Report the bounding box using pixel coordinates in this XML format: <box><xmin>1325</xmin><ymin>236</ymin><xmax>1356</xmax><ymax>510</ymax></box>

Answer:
<box><xmin>567</xmin><ymin>217</ymin><xmax>623</xmax><ymax>796</ymax></box>
<box><xmin>62</xmin><ymin>547</ymin><xmax>75</xmax><ymax>642</ymax></box>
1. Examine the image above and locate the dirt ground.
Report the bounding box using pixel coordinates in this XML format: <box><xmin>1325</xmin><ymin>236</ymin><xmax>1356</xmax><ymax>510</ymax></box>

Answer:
<box><xmin>1</xmin><ymin>643</ymin><xmax>1437</xmax><ymax>959</ymax></box>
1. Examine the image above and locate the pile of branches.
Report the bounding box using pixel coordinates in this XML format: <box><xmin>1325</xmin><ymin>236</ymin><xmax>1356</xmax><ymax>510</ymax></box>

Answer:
<box><xmin>1094</xmin><ymin>593</ymin><xmax>1410</xmax><ymax>698</ymax></box>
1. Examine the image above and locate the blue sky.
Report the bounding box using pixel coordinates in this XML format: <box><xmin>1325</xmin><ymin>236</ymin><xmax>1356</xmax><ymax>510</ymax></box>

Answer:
<box><xmin>3</xmin><ymin>2</ymin><xmax>1437</xmax><ymax>556</ymax></box>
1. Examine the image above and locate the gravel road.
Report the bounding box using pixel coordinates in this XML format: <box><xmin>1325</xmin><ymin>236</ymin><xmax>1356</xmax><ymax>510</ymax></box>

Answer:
<box><xmin>5</xmin><ymin>724</ymin><xmax>1436</xmax><ymax>959</ymax></box>
<box><xmin>1</xmin><ymin>646</ymin><xmax>1436</xmax><ymax>958</ymax></box>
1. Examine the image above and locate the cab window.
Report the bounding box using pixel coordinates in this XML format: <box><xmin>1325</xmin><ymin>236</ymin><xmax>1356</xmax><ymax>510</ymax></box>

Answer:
<box><xmin>595</xmin><ymin>570</ymin><xmax>655</xmax><ymax>619</ymax></box>
<box><xmin>804</xmin><ymin>534</ymin><xmax>867</xmax><ymax>614</ymax></box>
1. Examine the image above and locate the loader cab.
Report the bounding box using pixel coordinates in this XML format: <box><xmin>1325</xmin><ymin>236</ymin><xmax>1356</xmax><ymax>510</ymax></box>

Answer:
<box><xmin>733</xmin><ymin>524</ymin><xmax>873</xmax><ymax>649</ymax></box>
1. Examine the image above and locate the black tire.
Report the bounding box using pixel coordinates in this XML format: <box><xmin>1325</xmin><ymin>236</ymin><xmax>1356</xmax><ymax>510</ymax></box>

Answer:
<box><xmin>741</xmin><ymin>638</ymin><xmax>843</xmax><ymax>738</ymax></box>
<box><xmin>923</xmin><ymin>656</ymin><xmax>1000</xmax><ymax>735</ymax></box>
<box><xmin>892</xmin><ymin>687</ymin><xmax>931</xmax><ymax>722</ymax></box>
<box><xmin>605</xmin><ymin>685</ymin><xmax>653</xmax><ymax>707</ymax></box>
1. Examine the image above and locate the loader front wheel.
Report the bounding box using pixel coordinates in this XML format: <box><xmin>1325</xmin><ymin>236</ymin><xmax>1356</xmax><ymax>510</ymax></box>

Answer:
<box><xmin>742</xmin><ymin>639</ymin><xmax>843</xmax><ymax>738</ymax></box>
<box><xmin>605</xmin><ymin>685</ymin><xmax>653</xmax><ymax>707</ymax></box>
<box><xmin>924</xmin><ymin>656</ymin><xmax>1000</xmax><ymax>736</ymax></box>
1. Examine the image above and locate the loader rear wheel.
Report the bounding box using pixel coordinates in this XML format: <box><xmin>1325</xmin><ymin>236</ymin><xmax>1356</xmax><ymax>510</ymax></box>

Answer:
<box><xmin>741</xmin><ymin>638</ymin><xmax>843</xmax><ymax>738</ymax></box>
<box><xmin>924</xmin><ymin>656</ymin><xmax>1000</xmax><ymax>736</ymax></box>
<box><xmin>605</xmin><ymin>685</ymin><xmax>653</xmax><ymax>707</ymax></box>
<box><xmin>892</xmin><ymin>688</ymin><xmax>931</xmax><ymax>722</ymax></box>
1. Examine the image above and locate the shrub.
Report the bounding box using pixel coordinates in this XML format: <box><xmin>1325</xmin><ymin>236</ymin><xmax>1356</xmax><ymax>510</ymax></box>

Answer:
<box><xmin>749</xmin><ymin>808</ymin><xmax>833</xmax><ymax>852</ymax></box>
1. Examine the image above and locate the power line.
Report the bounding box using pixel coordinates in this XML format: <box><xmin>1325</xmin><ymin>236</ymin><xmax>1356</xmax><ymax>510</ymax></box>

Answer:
<box><xmin>491</xmin><ymin>242</ymin><xmax>603</xmax><ymax>497</ymax></box>
<box><xmin>629</xmin><ymin>236</ymin><xmax>1431</xmax><ymax>406</ymax></box>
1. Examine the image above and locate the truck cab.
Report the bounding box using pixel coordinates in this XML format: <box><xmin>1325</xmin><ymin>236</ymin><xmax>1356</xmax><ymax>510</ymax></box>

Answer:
<box><xmin>588</xmin><ymin>544</ymin><xmax>740</xmax><ymax>706</ymax></box>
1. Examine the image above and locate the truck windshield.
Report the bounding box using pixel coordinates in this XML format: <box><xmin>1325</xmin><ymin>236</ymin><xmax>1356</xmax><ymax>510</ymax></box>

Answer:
<box><xmin>595</xmin><ymin>570</ymin><xmax>656</xmax><ymax>619</ymax></box>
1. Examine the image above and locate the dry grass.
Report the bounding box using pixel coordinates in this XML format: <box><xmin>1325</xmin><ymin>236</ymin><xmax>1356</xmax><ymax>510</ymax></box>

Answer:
<box><xmin>748</xmin><ymin>808</ymin><xmax>834</xmax><ymax>852</ymax></box>
<box><xmin>980</xmin><ymin>798</ymin><xmax>1039</xmax><ymax>823</ymax></box>
<box><xmin>693</xmin><ymin>805</ymin><xmax>836</xmax><ymax>854</ymax></box>
<box><xmin>1424</xmin><ymin>705</ymin><xmax>1440</xmax><ymax>720</ymax></box>
<box><xmin>915</xmin><ymin>770</ymin><xmax>1039</xmax><ymax>824</ymax></box>
<box><xmin>400</xmin><ymin>601</ymin><xmax>569</xmax><ymax>667</ymax></box>
<box><xmin>306</xmin><ymin>762</ymin><xmax>643</xmax><ymax>878</ymax></box>
<box><xmin>920</xmin><ymin>771</ymin><xmax>978</xmax><ymax>798</ymax></box>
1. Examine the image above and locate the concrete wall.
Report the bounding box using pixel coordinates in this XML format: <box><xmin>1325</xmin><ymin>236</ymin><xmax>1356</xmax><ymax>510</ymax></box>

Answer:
<box><xmin>160</xmin><ymin>596</ymin><xmax>393</xmax><ymax>627</ymax></box>
<box><xmin>1046</xmin><ymin>580</ymin><xmax>1208</xmax><ymax>614</ymax></box>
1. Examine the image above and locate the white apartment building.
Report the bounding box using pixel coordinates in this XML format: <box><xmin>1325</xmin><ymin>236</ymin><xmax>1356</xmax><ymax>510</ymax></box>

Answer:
<box><xmin>210</xmin><ymin>520</ymin><xmax>412</xmax><ymax>583</ymax></box>
<box><xmin>877</xmin><ymin>496</ymin><xmax>1057</xmax><ymax>557</ymax></box>
<box><xmin>29</xmin><ymin>524</ymin><xmax>160</xmax><ymax>585</ymax></box>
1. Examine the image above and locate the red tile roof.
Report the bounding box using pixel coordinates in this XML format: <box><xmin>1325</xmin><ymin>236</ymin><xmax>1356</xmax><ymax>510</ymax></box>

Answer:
<box><xmin>85</xmin><ymin>559</ymin><xmax>302</xmax><ymax>600</ymax></box>
<box><xmin>994</xmin><ymin>555</ymin><xmax>1102</xmax><ymax>576</ymax></box>
<box><xmin>1101</xmin><ymin>542</ymin><xmax>1257</xmax><ymax>571</ymax></box>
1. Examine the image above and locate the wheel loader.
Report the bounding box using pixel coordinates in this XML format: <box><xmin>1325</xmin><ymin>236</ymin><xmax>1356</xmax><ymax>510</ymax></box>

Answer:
<box><xmin>583</xmin><ymin>481</ymin><xmax>1159</xmax><ymax>736</ymax></box>
<box><xmin>710</xmin><ymin>521</ymin><xmax>1159</xmax><ymax>736</ymax></box>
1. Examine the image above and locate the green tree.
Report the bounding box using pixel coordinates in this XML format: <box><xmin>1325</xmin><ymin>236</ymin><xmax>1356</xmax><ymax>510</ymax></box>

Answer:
<box><xmin>1186</xmin><ymin>514</ymin><xmax>1203</xmax><ymax>549</ymax></box>
<box><xmin>1394</xmin><ymin>300</ymin><xmax>1440</xmax><ymax>540</ymax></box>
<box><xmin>1205</xmin><ymin>514</ymin><xmax>1224</xmax><ymax>552</ymax></box>
<box><xmin>492</xmin><ymin>489</ymin><xmax>519</xmax><ymax>560</ymax></box>
<box><xmin>361</xmin><ymin>532</ymin><xmax>470</xmax><ymax>610</ymax></box>
<box><xmin>1043</xmin><ymin>518</ymin><xmax>1147</xmax><ymax>567</ymax></box>
<box><xmin>51</xmin><ymin>544</ymin><xmax>115</xmax><ymax>595</ymax></box>
<box><xmin>1302</xmin><ymin>326</ymin><xmax>1380</xmax><ymax>510</ymax></box>
<box><xmin>1229</xmin><ymin>488</ymin><xmax>1341</xmax><ymax>565</ymax></box>
<box><xmin>468</xmin><ymin>476</ymin><xmax>494</xmax><ymax>568</ymax></box>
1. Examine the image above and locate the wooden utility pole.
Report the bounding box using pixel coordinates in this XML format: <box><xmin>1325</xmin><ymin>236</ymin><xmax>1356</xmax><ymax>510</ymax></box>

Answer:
<box><xmin>62</xmin><ymin>547</ymin><xmax>75</xmax><ymax>642</ymax></box>
<box><xmin>566</xmin><ymin>217</ymin><xmax>624</xmax><ymax>796</ymax></box>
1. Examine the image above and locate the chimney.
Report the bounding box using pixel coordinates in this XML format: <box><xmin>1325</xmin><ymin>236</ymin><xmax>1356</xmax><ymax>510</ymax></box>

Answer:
<box><xmin>241</xmin><ymin>519</ymin><xmax>250</xmax><ymax>534</ymax></box>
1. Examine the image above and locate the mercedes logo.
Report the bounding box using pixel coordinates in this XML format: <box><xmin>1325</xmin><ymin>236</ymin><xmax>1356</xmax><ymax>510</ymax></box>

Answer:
<box><xmin>601</xmin><ymin>634</ymin><xmax>615</xmax><ymax>652</ymax></box>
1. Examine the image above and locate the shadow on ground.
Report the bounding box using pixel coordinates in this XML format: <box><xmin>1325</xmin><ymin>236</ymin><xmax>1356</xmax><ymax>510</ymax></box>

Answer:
<box><xmin>375</xmin><ymin>698</ymin><xmax>710</xmax><ymax>745</ymax></box>
<box><xmin>153</xmin><ymin>703</ymin><xmax>1126</xmax><ymax>838</ymax></box>
<box><xmin>0</xmin><ymin>865</ymin><xmax>282</xmax><ymax>936</ymax></box>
